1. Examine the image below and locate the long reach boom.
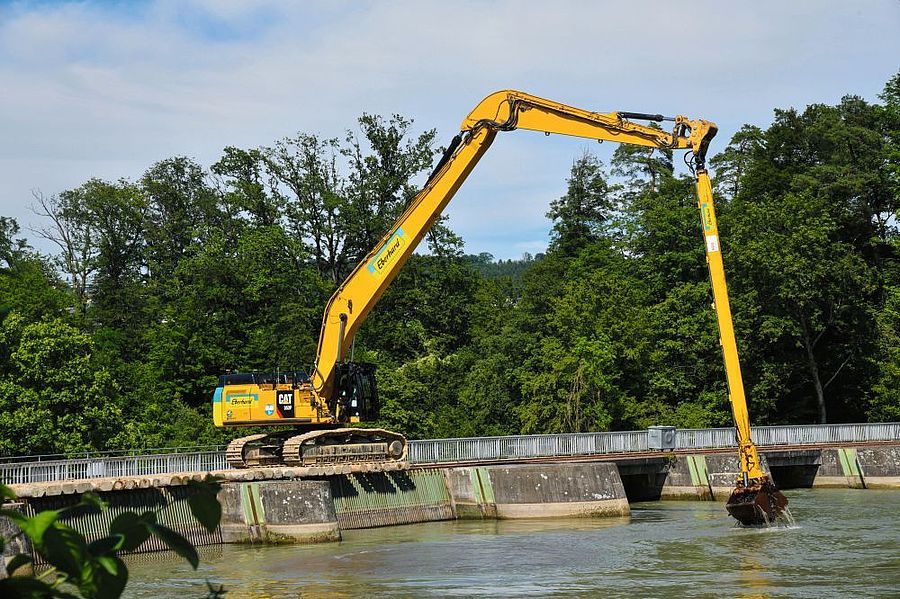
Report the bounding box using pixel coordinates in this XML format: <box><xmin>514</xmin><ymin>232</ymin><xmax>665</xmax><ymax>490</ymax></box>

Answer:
<box><xmin>215</xmin><ymin>91</ymin><xmax>787</xmax><ymax>525</ymax></box>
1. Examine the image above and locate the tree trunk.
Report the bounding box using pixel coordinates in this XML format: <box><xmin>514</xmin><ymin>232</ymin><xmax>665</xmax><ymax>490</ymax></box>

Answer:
<box><xmin>800</xmin><ymin>317</ymin><xmax>828</xmax><ymax>423</ymax></box>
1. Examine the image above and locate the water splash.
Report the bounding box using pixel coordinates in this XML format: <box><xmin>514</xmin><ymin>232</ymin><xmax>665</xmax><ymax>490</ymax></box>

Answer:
<box><xmin>733</xmin><ymin>505</ymin><xmax>797</xmax><ymax>530</ymax></box>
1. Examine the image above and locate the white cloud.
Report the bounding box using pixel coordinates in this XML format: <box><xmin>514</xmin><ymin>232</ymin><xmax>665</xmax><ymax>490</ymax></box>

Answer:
<box><xmin>1</xmin><ymin>0</ymin><xmax>898</xmax><ymax>258</ymax></box>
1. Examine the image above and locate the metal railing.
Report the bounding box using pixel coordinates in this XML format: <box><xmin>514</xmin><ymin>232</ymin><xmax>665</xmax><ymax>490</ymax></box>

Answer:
<box><xmin>1</xmin><ymin>423</ymin><xmax>897</xmax><ymax>485</ymax></box>
<box><xmin>0</xmin><ymin>451</ymin><xmax>228</xmax><ymax>485</ymax></box>
<box><xmin>0</xmin><ymin>445</ymin><xmax>225</xmax><ymax>465</ymax></box>
<box><xmin>406</xmin><ymin>430</ymin><xmax>650</xmax><ymax>464</ymax></box>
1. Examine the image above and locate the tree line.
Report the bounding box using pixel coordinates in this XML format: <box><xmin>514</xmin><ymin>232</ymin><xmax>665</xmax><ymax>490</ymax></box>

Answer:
<box><xmin>1</xmin><ymin>75</ymin><xmax>898</xmax><ymax>456</ymax></box>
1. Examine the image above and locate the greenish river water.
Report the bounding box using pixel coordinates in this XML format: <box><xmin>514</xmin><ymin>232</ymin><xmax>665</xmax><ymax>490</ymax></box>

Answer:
<box><xmin>125</xmin><ymin>489</ymin><xmax>900</xmax><ymax>598</ymax></box>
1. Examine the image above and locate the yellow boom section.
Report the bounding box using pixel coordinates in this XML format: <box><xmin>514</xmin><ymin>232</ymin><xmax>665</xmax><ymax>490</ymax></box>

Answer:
<box><xmin>312</xmin><ymin>91</ymin><xmax>711</xmax><ymax>394</ymax></box>
<box><xmin>696</xmin><ymin>172</ymin><xmax>764</xmax><ymax>480</ymax></box>
<box><xmin>311</xmin><ymin>89</ymin><xmax>760</xmax><ymax>485</ymax></box>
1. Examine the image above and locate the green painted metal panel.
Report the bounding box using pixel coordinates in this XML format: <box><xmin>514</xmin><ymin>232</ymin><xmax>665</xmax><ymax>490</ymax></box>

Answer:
<box><xmin>470</xmin><ymin>467</ymin><xmax>483</xmax><ymax>504</ymax></box>
<box><xmin>476</xmin><ymin>467</ymin><xmax>496</xmax><ymax>505</ymax></box>
<box><xmin>838</xmin><ymin>447</ymin><xmax>866</xmax><ymax>487</ymax></box>
<box><xmin>838</xmin><ymin>447</ymin><xmax>860</xmax><ymax>477</ymax></box>
<box><xmin>686</xmin><ymin>455</ymin><xmax>709</xmax><ymax>487</ymax></box>
<box><xmin>330</xmin><ymin>468</ymin><xmax>453</xmax><ymax>529</ymax></box>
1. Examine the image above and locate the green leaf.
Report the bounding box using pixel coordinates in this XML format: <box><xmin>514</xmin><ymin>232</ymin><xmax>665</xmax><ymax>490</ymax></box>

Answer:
<box><xmin>95</xmin><ymin>555</ymin><xmax>120</xmax><ymax>576</ymax></box>
<box><xmin>92</xmin><ymin>555</ymin><xmax>128</xmax><ymax>599</ymax></box>
<box><xmin>109</xmin><ymin>511</ymin><xmax>154</xmax><ymax>552</ymax></box>
<box><xmin>0</xmin><ymin>576</ymin><xmax>57</xmax><ymax>598</ymax></box>
<box><xmin>188</xmin><ymin>491</ymin><xmax>221</xmax><ymax>534</ymax></box>
<box><xmin>148</xmin><ymin>523</ymin><xmax>198</xmax><ymax>569</ymax></box>
<box><xmin>12</xmin><ymin>510</ymin><xmax>59</xmax><ymax>543</ymax></box>
<box><xmin>87</xmin><ymin>534</ymin><xmax>125</xmax><ymax>556</ymax></box>
<box><xmin>5</xmin><ymin>553</ymin><xmax>32</xmax><ymax>575</ymax></box>
<box><xmin>0</xmin><ymin>484</ymin><xmax>16</xmax><ymax>501</ymax></box>
<box><xmin>79</xmin><ymin>492</ymin><xmax>107</xmax><ymax>510</ymax></box>
<box><xmin>39</xmin><ymin>523</ymin><xmax>87</xmax><ymax>580</ymax></box>
<box><xmin>58</xmin><ymin>491</ymin><xmax>107</xmax><ymax>521</ymax></box>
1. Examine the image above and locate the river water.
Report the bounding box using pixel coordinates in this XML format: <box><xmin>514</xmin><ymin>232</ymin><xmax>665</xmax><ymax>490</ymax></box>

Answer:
<box><xmin>125</xmin><ymin>489</ymin><xmax>900</xmax><ymax>598</ymax></box>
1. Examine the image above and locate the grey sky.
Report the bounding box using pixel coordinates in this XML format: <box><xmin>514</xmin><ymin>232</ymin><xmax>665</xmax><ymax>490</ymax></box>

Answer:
<box><xmin>2</xmin><ymin>0</ymin><xmax>899</xmax><ymax>259</ymax></box>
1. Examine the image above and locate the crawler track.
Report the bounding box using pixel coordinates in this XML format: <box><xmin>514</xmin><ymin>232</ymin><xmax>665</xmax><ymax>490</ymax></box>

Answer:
<box><xmin>226</xmin><ymin>428</ymin><xmax>407</xmax><ymax>469</ymax></box>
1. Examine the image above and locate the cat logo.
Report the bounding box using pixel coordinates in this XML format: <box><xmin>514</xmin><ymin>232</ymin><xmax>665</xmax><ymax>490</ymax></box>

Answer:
<box><xmin>276</xmin><ymin>390</ymin><xmax>295</xmax><ymax>418</ymax></box>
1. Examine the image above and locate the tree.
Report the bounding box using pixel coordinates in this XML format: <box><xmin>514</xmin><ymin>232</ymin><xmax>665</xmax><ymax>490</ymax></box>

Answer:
<box><xmin>342</xmin><ymin>114</ymin><xmax>456</xmax><ymax>259</ymax></box>
<box><xmin>0</xmin><ymin>218</ymin><xmax>28</xmax><ymax>269</ymax></box>
<box><xmin>31</xmin><ymin>191</ymin><xmax>98</xmax><ymax>318</ymax></box>
<box><xmin>0</xmin><ymin>219</ymin><xmax>69</xmax><ymax>323</ymax></box>
<box><xmin>610</xmin><ymin>124</ymin><xmax>674</xmax><ymax>194</ymax></box>
<box><xmin>263</xmin><ymin>133</ymin><xmax>347</xmax><ymax>283</ymax></box>
<box><xmin>212</xmin><ymin>146</ymin><xmax>279</xmax><ymax>228</ymax></box>
<box><xmin>547</xmin><ymin>150</ymin><xmax>613</xmax><ymax>255</ymax></box>
<box><xmin>710</xmin><ymin>125</ymin><xmax>765</xmax><ymax>200</ymax></box>
<box><xmin>726</xmin><ymin>99</ymin><xmax>887</xmax><ymax>423</ymax></box>
<box><xmin>142</xmin><ymin>157</ymin><xmax>219</xmax><ymax>283</ymax></box>
<box><xmin>0</xmin><ymin>316</ymin><xmax>122</xmax><ymax>455</ymax></box>
<box><xmin>79</xmin><ymin>180</ymin><xmax>147</xmax><ymax>343</ymax></box>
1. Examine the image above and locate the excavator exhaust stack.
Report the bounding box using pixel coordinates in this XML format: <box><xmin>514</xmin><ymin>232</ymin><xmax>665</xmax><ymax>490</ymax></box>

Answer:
<box><xmin>725</xmin><ymin>476</ymin><xmax>789</xmax><ymax>526</ymax></box>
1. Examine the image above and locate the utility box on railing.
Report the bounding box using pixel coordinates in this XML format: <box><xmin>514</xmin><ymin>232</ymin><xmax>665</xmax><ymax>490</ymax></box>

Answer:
<box><xmin>648</xmin><ymin>426</ymin><xmax>676</xmax><ymax>451</ymax></box>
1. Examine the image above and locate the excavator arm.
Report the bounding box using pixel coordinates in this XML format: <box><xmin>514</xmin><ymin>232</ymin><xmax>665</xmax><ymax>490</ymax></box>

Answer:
<box><xmin>221</xmin><ymin>90</ymin><xmax>786</xmax><ymax>524</ymax></box>
<box><xmin>313</xmin><ymin>90</ymin><xmax>716</xmax><ymax>398</ymax></box>
<box><xmin>313</xmin><ymin>90</ymin><xmax>785</xmax><ymax>525</ymax></box>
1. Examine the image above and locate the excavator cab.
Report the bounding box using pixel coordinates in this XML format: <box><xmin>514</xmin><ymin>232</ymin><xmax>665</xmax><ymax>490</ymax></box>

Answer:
<box><xmin>333</xmin><ymin>362</ymin><xmax>379</xmax><ymax>422</ymax></box>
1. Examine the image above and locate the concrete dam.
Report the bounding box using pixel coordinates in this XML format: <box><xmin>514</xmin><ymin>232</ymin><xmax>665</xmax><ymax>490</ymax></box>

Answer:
<box><xmin>1</xmin><ymin>423</ymin><xmax>899</xmax><ymax>563</ymax></box>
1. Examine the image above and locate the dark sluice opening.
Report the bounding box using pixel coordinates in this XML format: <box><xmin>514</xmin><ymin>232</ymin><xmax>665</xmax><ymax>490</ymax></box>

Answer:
<box><xmin>619</xmin><ymin>472</ymin><xmax>668</xmax><ymax>502</ymax></box>
<box><xmin>768</xmin><ymin>464</ymin><xmax>819</xmax><ymax>489</ymax></box>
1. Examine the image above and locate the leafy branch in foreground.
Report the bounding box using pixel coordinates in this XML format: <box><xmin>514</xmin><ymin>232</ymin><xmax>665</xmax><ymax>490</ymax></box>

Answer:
<box><xmin>0</xmin><ymin>479</ymin><xmax>223</xmax><ymax>599</ymax></box>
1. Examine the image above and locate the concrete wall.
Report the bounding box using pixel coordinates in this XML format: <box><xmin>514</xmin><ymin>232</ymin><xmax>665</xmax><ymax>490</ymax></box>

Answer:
<box><xmin>659</xmin><ymin>455</ymin><xmax>714</xmax><ymax>501</ymax></box>
<box><xmin>447</xmin><ymin>463</ymin><xmax>629</xmax><ymax>519</ymax></box>
<box><xmin>651</xmin><ymin>446</ymin><xmax>900</xmax><ymax>495</ymax></box>
<box><xmin>655</xmin><ymin>454</ymin><xmax>773</xmax><ymax>500</ymax></box>
<box><xmin>219</xmin><ymin>480</ymin><xmax>340</xmax><ymax>544</ymax></box>
<box><xmin>0</xmin><ymin>503</ymin><xmax>32</xmax><ymax>578</ymax></box>
<box><xmin>857</xmin><ymin>446</ymin><xmax>900</xmax><ymax>489</ymax></box>
<box><xmin>7</xmin><ymin>444</ymin><xmax>900</xmax><ymax>558</ymax></box>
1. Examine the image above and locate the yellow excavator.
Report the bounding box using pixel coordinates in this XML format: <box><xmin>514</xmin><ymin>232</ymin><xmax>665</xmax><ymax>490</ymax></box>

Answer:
<box><xmin>213</xmin><ymin>90</ymin><xmax>787</xmax><ymax>526</ymax></box>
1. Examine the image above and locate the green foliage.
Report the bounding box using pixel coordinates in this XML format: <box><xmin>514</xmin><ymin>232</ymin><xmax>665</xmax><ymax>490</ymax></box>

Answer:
<box><xmin>0</xmin><ymin>479</ymin><xmax>222</xmax><ymax>598</ymax></box>
<box><xmin>0</xmin><ymin>317</ymin><xmax>122</xmax><ymax>455</ymax></box>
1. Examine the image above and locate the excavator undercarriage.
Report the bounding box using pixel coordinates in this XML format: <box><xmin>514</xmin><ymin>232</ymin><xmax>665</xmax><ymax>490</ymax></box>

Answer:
<box><xmin>225</xmin><ymin>428</ymin><xmax>407</xmax><ymax>469</ymax></box>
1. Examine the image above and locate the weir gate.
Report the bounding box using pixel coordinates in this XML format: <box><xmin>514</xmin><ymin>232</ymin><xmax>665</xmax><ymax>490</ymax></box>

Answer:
<box><xmin>1</xmin><ymin>423</ymin><xmax>899</xmax><ymax>563</ymax></box>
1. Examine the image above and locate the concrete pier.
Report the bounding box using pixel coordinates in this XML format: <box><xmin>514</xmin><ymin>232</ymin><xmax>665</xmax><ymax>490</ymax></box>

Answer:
<box><xmin>446</xmin><ymin>463</ymin><xmax>630</xmax><ymax>519</ymax></box>
<box><xmin>219</xmin><ymin>480</ymin><xmax>340</xmax><ymax>544</ymax></box>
